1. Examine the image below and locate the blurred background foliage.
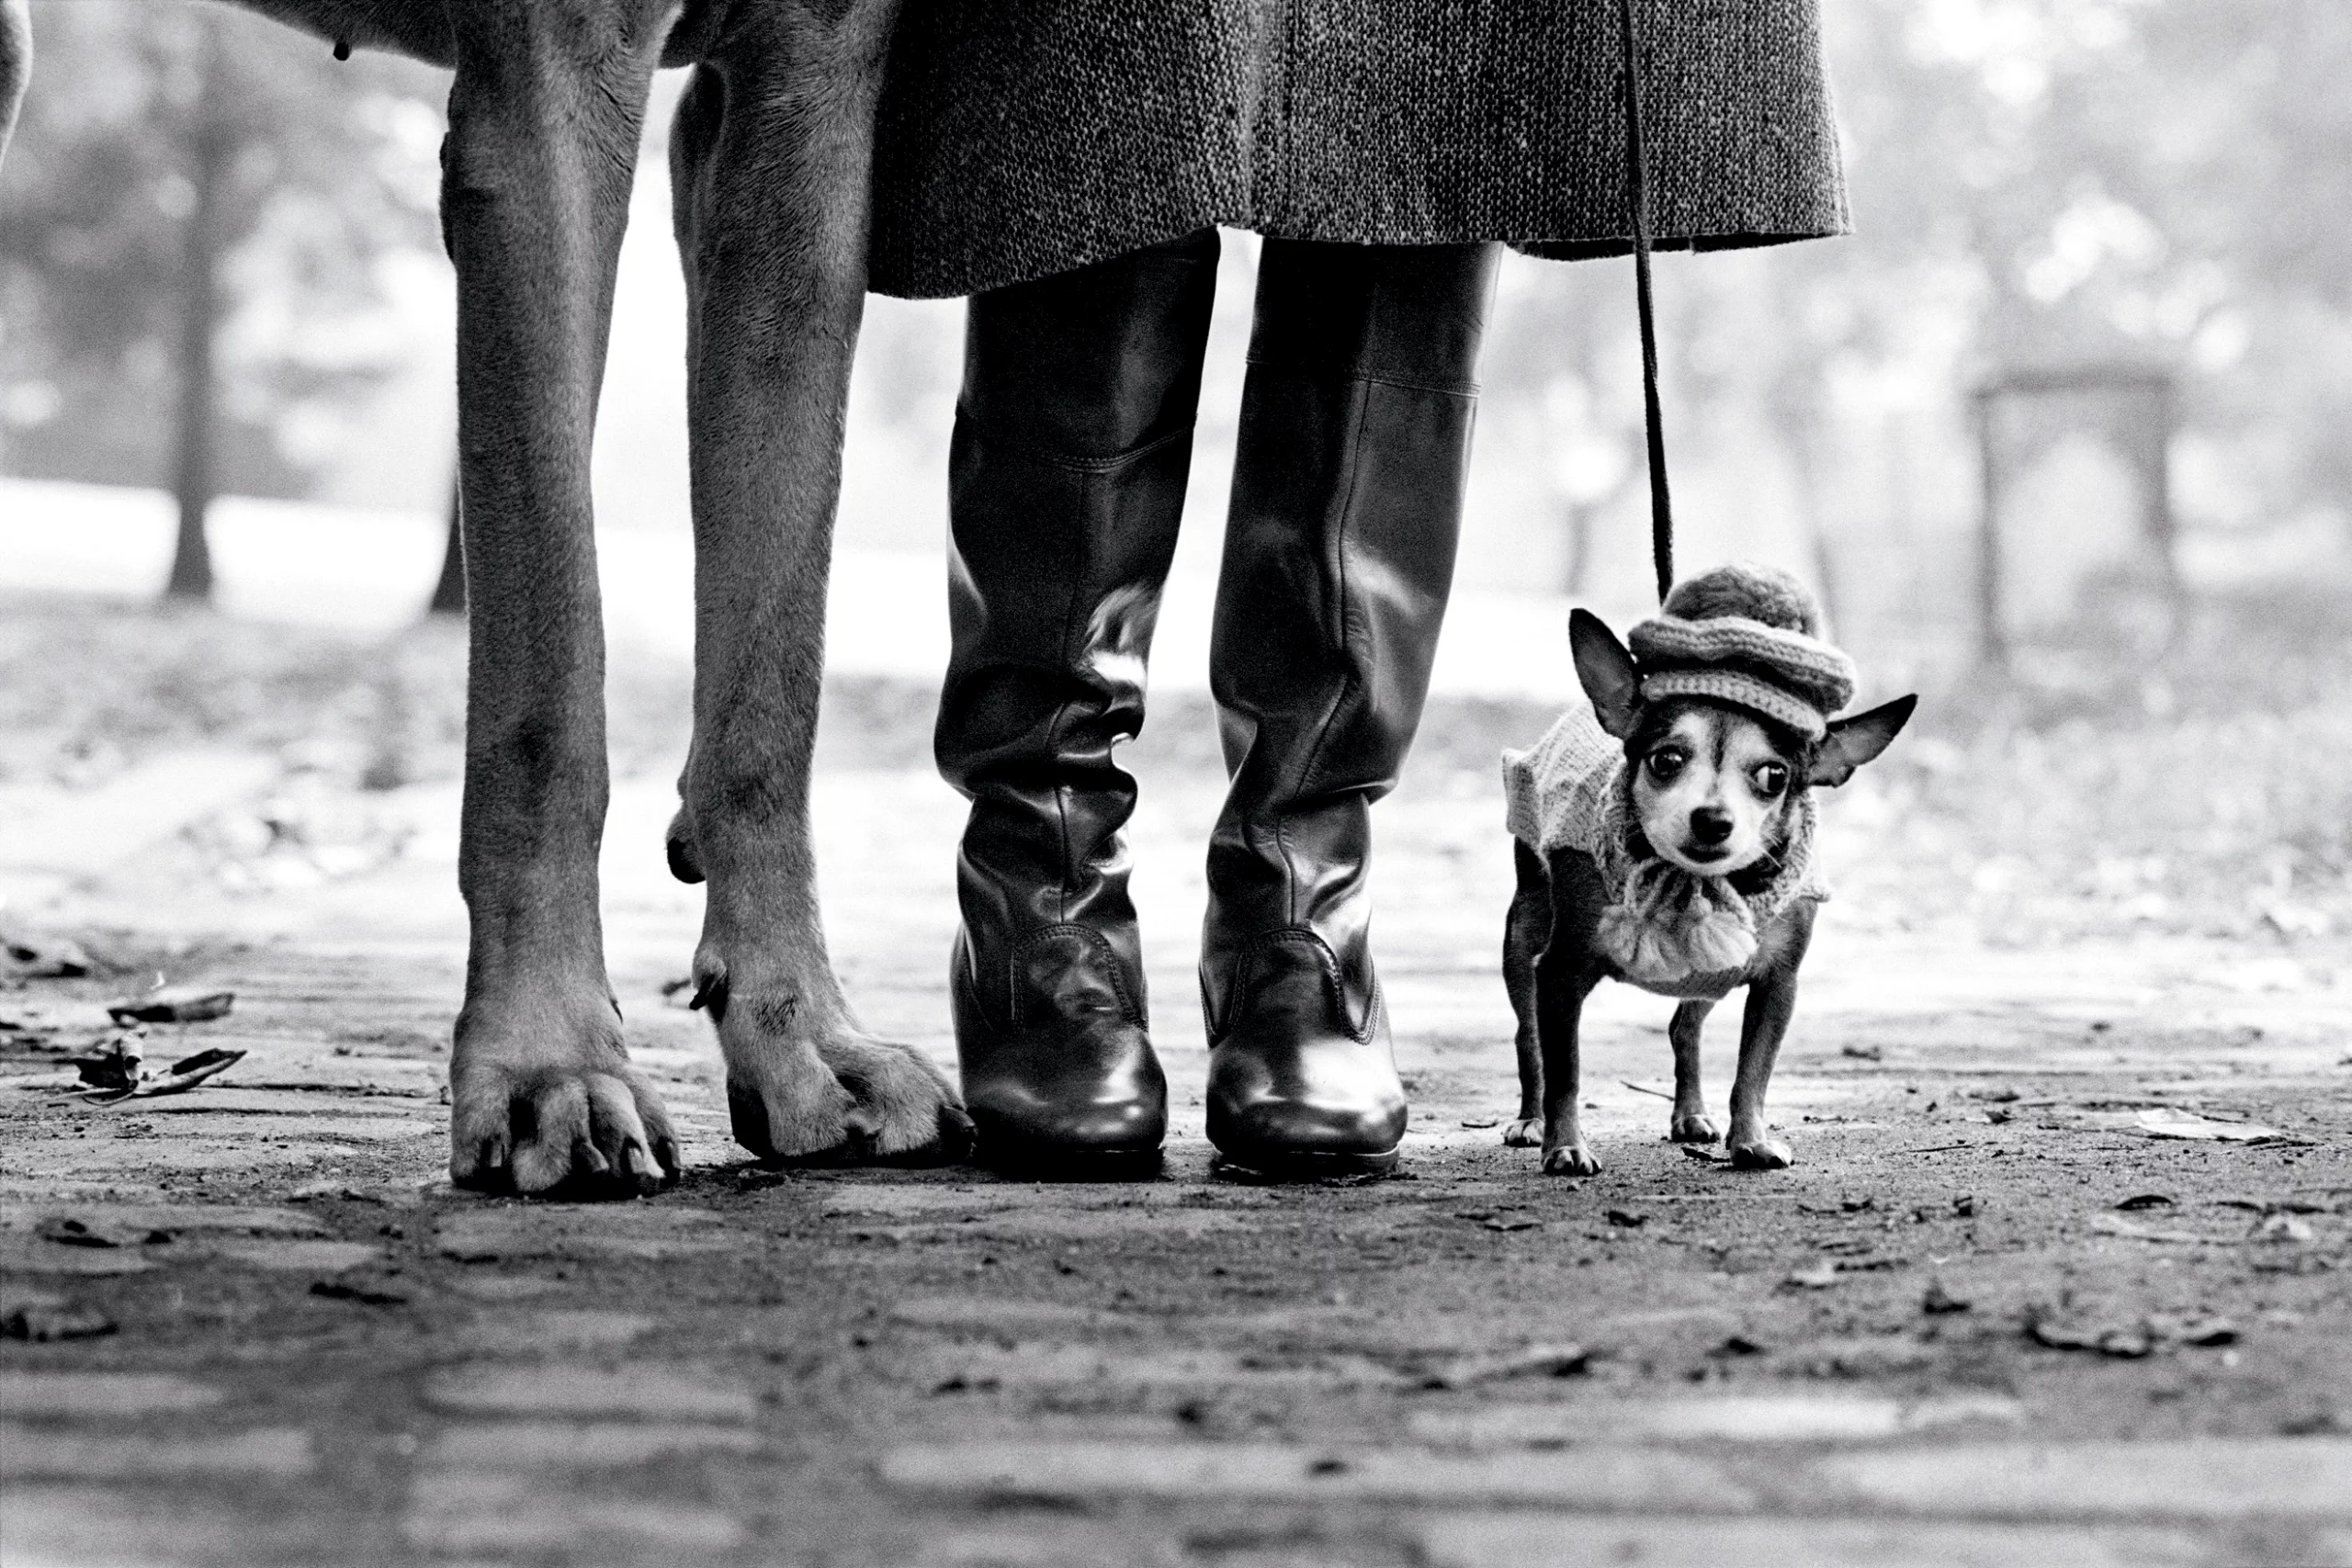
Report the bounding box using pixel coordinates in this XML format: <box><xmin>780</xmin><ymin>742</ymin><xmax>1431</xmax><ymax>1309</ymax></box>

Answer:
<box><xmin>1</xmin><ymin>0</ymin><xmax>2350</xmax><ymax>950</ymax></box>
<box><xmin>0</xmin><ymin>2</ymin><xmax>441</xmax><ymax>590</ymax></box>
<box><xmin>1</xmin><ymin>0</ymin><xmax>2347</xmax><ymax>615</ymax></box>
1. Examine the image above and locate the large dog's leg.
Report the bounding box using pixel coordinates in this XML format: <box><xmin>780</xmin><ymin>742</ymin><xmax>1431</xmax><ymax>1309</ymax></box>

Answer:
<box><xmin>1</xmin><ymin>0</ymin><xmax>29</xmax><ymax>164</ymax></box>
<box><xmin>442</xmin><ymin>1</ymin><xmax>676</xmax><ymax>1194</ymax></box>
<box><xmin>664</xmin><ymin>2</ymin><xmax>968</xmax><ymax>1162</ymax></box>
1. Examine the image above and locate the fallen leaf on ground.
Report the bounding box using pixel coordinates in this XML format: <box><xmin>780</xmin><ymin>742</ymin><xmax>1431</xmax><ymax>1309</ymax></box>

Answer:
<box><xmin>1679</xmin><ymin>1145</ymin><xmax>1720</xmax><ymax>1162</ymax></box>
<box><xmin>309</xmin><ymin>1280</ymin><xmax>408</xmax><ymax>1307</ymax></box>
<box><xmin>2146</xmin><ymin>1313</ymin><xmax>2238</xmax><ymax>1347</ymax></box>
<box><xmin>2114</xmin><ymin>1192</ymin><xmax>2177</xmax><ymax>1211</ymax></box>
<box><xmin>1458</xmin><ymin>1117</ymin><xmax>1500</xmax><ymax>1130</ymax></box>
<box><xmin>2028</xmin><ymin>1313</ymin><xmax>2152</xmax><ymax>1358</ymax></box>
<box><xmin>1</xmin><ymin>1303</ymin><xmax>117</xmax><ymax>1341</ymax></box>
<box><xmin>1922</xmin><ymin>1280</ymin><xmax>1972</xmax><ymax>1314</ymax></box>
<box><xmin>2132</xmin><ymin>1108</ymin><xmax>2281</xmax><ymax>1142</ymax></box>
<box><xmin>107</xmin><ymin>986</ymin><xmax>234</xmax><ymax>1025</ymax></box>
<box><xmin>81</xmin><ymin>1046</ymin><xmax>247</xmax><ymax>1105</ymax></box>
<box><xmin>1481</xmin><ymin>1216</ymin><xmax>1541</xmax><ymax>1233</ymax></box>
<box><xmin>2091</xmin><ymin>1213</ymin><xmax>2225</xmax><ymax>1246</ymax></box>
<box><xmin>287</xmin><ymin>1180</ymin><xmax>385</xmax><ymax>1203</ymax></box>
<box><xmin>1421</xmin><ymin>1343</ymin><xmax>1590</xmax><ymax>1389</ymax></box>
<box><xmin>35</xmin><ymin>1217</ymin><xmax>120</xmax><ymax>1248</ymax></box>
<box><xmin>67</xmin><ymin>1030</ymin><xmax>146</xmax><ymax>1092</ymax></box>
<box><xmin>2</xmin><ymin>931</ymin><xmax>93</xmax><ymax>979</ymax></box>
<box><xmin>2028</xmin><ymin>1308</ymin><xmax>2237</xmax><ymax>1357</ymax></box>
<box><xmin>1785</xmin><ymin>1263</ymin><xmax>1840</xmax><ymax>1289</ymax></box>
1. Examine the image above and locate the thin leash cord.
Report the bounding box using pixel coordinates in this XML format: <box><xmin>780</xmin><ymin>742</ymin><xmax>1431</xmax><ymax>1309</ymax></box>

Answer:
<box><xmin>1619</xmin><ymin>0</ymin><xmax>1674</xmax><ymax>603</ymax></box>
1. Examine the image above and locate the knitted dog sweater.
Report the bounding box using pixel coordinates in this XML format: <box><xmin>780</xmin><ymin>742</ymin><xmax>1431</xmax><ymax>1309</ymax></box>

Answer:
<box><xmin>1502</xmin><ymin>704</ymin><xmax>1828</xmax><ymax>1000</ymax></box>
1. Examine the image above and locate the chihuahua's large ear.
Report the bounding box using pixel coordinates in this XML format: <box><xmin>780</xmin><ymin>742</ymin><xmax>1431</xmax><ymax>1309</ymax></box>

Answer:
<box><xmin>1569</xmin><ymin>609</ymin><xmax>1642</xmax><ymax>739</ymax></box>
<box><xmin>1809</xmin><ymin>694</ymin><xmax>1917</xmax><ymax>788</ymax></box>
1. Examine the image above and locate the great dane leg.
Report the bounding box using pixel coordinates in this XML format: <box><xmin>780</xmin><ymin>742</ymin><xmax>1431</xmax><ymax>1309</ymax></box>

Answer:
<box><xmin>0</xmin><ymin>0</ymin><xmax>28</xmax><ymax>163</ymax></box>
<box><xmin>442</xmin><ymin>1</ymin><xmax>676</xmax><ymax>1194</ymax></box>
<box><xmin>666</xmin><ymin>2</ymin><xmax>968</xmax><ymax>1161</ymax></box>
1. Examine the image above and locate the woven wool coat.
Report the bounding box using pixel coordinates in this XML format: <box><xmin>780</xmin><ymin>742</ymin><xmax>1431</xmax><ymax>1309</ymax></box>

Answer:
<box><xmin>867</xmin><ymin>0</ymin><xmax>1849</xmax><ymax>300</ymax></box>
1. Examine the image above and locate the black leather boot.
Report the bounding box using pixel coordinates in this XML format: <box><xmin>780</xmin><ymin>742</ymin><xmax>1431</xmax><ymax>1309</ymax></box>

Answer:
<box><xmin>937</xmin><ymin>230</ymin><xmax>1220</xmax><ymax>1176</ymax></box>
<box><xmin>1202</xmin><ymin>238</ymin><xmax>1498</xmax><ymax>1177</ymax></box>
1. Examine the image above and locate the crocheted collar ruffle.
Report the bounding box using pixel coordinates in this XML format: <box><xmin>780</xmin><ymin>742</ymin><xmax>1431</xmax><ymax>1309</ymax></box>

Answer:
<box><xmin>1588</xmin><ymin>760</ymin><xmax>1822</xmax><ymax>994</ymax></box>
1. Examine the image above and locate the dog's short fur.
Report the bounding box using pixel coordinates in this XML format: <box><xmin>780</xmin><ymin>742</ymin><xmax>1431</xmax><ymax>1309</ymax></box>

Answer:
<box><xmin>1502</xmin><ymin>582</ymin><xmax>1914</xmax><ymax>1175</ymax></box>
<box><xmin>1</xmin><ymin>0</ymin><xmax>970</xmax><ymax>1193</ymax></box>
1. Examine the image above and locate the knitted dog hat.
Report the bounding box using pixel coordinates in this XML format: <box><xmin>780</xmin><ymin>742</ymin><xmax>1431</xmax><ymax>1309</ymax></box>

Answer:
<box><xmin>1627</xmin><ymin>563</ymin><xmax>1856</xmax><ymax>741</ymax></box>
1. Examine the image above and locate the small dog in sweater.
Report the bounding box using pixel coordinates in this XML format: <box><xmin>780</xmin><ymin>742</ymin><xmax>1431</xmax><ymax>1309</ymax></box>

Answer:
<box><xmin>1499</xmin><ymin>564</ymin><xmax>1914</xmax><ymax>1174</ymax></box>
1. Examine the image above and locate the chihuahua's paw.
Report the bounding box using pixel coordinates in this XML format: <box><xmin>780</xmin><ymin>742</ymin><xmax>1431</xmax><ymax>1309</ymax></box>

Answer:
<box><xmin>1668</xmin><ymin>1111</ymin><xmax>1720</xmax><ymax>1145</ymax></box>
<box><xmin>1502</xmin><ymin>1118</ymin><xmax>1542</xmax><ymax>1147</ymax></box>
<box><xmin>1728</xmin><ymin>1136</ymin><xmax>1793</xmax><ymax>1170</ymax></box>
<box><xmin>1542</xmin><ymin>1141</ymin><xmax>1601</xmax><ymax>1177</ymax></box>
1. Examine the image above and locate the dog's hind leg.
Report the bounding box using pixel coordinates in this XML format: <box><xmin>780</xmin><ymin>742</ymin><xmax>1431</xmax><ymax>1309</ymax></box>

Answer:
<box><xmin>440</xmin><ymin>1</ymin><xmax>680</xmax><ymax>1196</ymax></box>
<box><xmin>1535</xmin><ymin>851</ymin><xmax>1607</xmax><ymax>1176</ymax></box>
<box><xmin>1667</xmin><ymin>999</ymin><xmax>1719</xmax><ymax>1144</ymax></box>
<box><xmin>665</xmin><ymin>2</ymin><xmax>970</xmax><ymax>1164</ymax></box>
<box><xmin>1501</xmin><ymin>840</ymin><xmax>1547</xmax><ymax>1147</ymax></box>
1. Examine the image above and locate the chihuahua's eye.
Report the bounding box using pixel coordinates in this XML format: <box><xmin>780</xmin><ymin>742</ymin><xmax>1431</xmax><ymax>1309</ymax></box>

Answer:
<box><xmin>1645</xmin><ymin>748</ymin><xmax>1687</xmax><ymax>783</ymax></box>
<box><xmin>1752</xmin><ymin>761</ymin><xmax>1790</xmax><ymax>797</ymax></box>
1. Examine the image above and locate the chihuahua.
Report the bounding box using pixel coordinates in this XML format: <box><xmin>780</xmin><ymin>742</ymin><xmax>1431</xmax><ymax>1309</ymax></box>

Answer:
<box><xmin>1499</xmin><ymin>565</ymin><xmax>1915</xmax><ymax>1174</ymax></box>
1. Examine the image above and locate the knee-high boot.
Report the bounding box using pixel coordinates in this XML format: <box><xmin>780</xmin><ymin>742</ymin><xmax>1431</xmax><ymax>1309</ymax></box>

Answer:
<box><xmin>936</xmin><ymin>229</ymin><xmax>1219</xmax><ymax>1174</ymax></box>
<box><xmin>1202</xmin><ymin>238</ymin><xmax>1498</xmax><ymax>1176</ymax></box>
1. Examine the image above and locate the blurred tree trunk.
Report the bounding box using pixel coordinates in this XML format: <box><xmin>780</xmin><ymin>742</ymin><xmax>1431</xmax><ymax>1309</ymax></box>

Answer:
<box><xmin>1561</xmin><ymin>499</ymin><xmax>1595</xmax><ymax>596</ymax></box>
<box><xmin>426</xmin><ymin>473</ymin><xmax>466</xmax><ymax>615</ymax></box>
<box><xmin>164</xmin><ymin>35</ymin><xmax>228</xmax><ymax>604</ymax></box>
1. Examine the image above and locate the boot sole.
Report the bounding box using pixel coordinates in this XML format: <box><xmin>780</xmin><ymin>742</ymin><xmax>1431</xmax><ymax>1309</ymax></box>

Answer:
<box><xmin>1208</xmin><ymin>1146</ymin><xmax>1401</xmax><ymax>1182</ymax></box>
<box><xmin>972</xmin><ymin>1139</ymin><xmax>1165</xmax><ymax>1183</ymax></box>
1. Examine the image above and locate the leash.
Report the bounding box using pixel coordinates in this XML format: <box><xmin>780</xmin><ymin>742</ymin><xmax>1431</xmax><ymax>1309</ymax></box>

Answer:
<box><xmin>1619</xmin><ymin>0</ymin><xmax>1674</xmax><ymax>604</ymax></box>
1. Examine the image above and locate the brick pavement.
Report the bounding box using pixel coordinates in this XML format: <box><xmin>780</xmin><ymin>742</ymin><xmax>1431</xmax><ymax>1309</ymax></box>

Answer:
<box><xmin>4</xmin><ymin>711</ymin><xmax>2350</xmax><ymax>1566</ymax></box>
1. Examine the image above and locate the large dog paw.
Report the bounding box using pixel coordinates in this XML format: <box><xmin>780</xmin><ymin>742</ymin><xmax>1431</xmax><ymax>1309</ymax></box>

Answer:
<box><xmin>1501</xmin><ymin>1118</ymin><xmax>1542</xmax><ymax>1147</ymax></box>
<box><xmin>1728</xmin><ymin>1135</ymin><xmax>1794</xmax><ymax>1170</ymax></box>
<box><xmin>701</xmin><ymin>962</ymin><xmax>970</xmax><ymax>1164</ymax></box>
<box><xmin>812</xmin><ymin>1034</ymin><xmax>975</xmax><ymax>1162</ymax></box>
<box><xmin>449</xmin><ymin>999</ymin><xmax>679</xmax><ymax>1198</ymax></box>
<box><xmin>1541</xmin><ymin>1140</ymin><xmax>1601</xmax><ymax>1177</ymax></box>
<box><xmin>1668</xmin><ymin>1111</ymin><xmax>1721</xmax><ymax>1144</ymax></box>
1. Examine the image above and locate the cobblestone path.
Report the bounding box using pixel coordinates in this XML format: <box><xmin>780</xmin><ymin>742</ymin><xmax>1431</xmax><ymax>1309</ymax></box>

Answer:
<box><xmin>5</xmin><ymin>742</ymin><xmax>2350</xmax><ymax>1566</ymax></box>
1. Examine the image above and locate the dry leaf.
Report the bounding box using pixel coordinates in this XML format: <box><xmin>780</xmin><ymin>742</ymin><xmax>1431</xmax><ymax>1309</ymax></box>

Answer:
<box><xmin>2132</xmin><ymin>1108</ymin><xmax>2281</xmax><ymax>1142</ymax></box>
<box><xmin>107</xmin><ymin>986</ymin><xmax>235</xmax><ymax>1026</ymax></box>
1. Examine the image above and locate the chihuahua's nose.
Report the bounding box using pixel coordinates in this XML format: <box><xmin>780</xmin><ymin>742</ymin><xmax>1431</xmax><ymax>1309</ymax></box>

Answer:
<box><xmin>1690</xmin><ymin>807</ymin><xmax>1734</xmax><ymax>846</ymax></box>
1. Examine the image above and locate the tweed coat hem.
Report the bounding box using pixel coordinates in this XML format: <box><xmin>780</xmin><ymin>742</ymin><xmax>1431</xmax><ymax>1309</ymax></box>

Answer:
<box><xmin>867</xmin><ymin>0</ymin><xmax>1850</xmax><ymax>301</ymax></box>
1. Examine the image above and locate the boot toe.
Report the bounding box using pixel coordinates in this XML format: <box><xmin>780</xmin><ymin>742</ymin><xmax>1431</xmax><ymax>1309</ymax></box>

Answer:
<box><xmin>1209</xmin><ymin>1089</ymin><xmax>1406</xmax><ymax>1163</ymax></box>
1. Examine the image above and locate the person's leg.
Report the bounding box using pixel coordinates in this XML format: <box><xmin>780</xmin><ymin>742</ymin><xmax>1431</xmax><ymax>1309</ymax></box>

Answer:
<box><xmin>936</xmin><ymin>228</ymin><xmax>1220</xmax><ymax>1174</ymax></box>
<box><xmin>1202</xmin><ymin>237</ymin><xmax>1498</xmax><ymax>1176</ymax></box>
